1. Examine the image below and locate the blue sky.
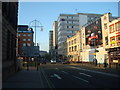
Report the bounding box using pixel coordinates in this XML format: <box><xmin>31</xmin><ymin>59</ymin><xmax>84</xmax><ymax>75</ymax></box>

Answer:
<box><xmin>18</xmin><ymin>2</ymin><xmax>118</xmax><ymax>52</ymax></box>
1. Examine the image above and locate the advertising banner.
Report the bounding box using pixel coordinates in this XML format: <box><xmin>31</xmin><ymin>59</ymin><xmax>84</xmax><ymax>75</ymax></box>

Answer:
<box><xmin>85</xmin><ymin>19</ymin><xmax>102</xmax><ymax>47</ymax></box>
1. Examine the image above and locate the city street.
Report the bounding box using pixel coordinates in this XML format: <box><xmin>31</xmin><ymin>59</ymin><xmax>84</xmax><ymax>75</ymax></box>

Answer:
<box><xmin>1</xmin><ymin>2</ymin><xmax>120</xmax><ymax>90</ymax></box>
<box><xmin>40</xmin><ymin>63</ymin><xmax>120</xmax><ymax>88</ymax></box>
<box><xmin>3</xmin><ymin>63</ymin><xmax>120</xmax><ymax>89</ymax></box>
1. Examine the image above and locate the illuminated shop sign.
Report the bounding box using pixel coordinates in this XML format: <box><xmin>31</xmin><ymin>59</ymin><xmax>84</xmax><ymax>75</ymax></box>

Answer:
<box><xmin>110</xmin><ymin>41</ymin><xmax>117</xmax><ymax>44</ymax></box>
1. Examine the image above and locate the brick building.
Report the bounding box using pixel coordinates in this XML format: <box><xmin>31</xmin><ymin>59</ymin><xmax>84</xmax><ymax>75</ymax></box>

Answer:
<box><xmin>17</xmin><ymin>25</ymin><xmax>34</xmax><ymax>56</ymax></box>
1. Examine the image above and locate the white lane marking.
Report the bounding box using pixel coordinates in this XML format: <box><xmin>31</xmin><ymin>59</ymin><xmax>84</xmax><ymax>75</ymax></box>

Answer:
<box><xmin>61</xmin><ymin>71</ymin><xmax>69</xmax><ymax>74</ymax></box>
<box><xmin>79</xmin><ymin>72</ymin><xmax>92</xmax><ymax>77</ymax></box>
<box><xmin>68</xmin><ymin>66</ymin><xmax>119</xmax><ymax>78</ymax></box>
<box><xmin>54</xmin><ymin>74</ymin><xmax>62</xmax><ymax>79</ymax></box>
<box><xmin>72</xmin><ymin>75</ymin><xmax>89</xmax><ymax>83</ymax></box>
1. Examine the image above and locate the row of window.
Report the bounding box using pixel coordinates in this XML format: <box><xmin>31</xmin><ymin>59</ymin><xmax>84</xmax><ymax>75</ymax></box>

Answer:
<box><xmin>67</xmin><ymin>26</ymin><xmax>74</xmax><ymax>28</ymax></box>
<box><xmin>68</xmin><ymin>46</ymin><xmax>77</xmax><ymax>52</ymax></box>
<box><xmin>66</xmin><ymin>16</ymin><xmax>74</xmax><ymax>19</ymax></box>
<box><xmin>109</xmin><ymin>22</ymin><xmax>120</xmax><ymax>33</ymax></box>
<box><xmin>18</xmin><ymin>34</ymin><xmax>31</xmax><ymax>36</ymax></box>
<box><xmin>68</xmin><ymin>39</ymin><xmax>76</xmax><ymax>46</ymax></box>
<box><xmin>18</xmin><ymin>38</ymin><xmax>31</xmax><ymax>41</ymax></box>
<box><xmin>18</xmin><ymin>43</ymin><xmax>31</xmax><ymax>46</ymax></box>
<box><xmin>110</xmin><ymin>35</ymin><xmax>120</xmax><ymax>46</ymax></box>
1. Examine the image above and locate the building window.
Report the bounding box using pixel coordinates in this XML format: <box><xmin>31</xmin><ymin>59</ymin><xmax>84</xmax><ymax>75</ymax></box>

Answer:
<box><xmin>104</xmin><ymin>23</ymin><xmax>107</xmax><ymax>30</ymax></box>
<box><xmin>83</xmin><ymin>43</ymin><xmax>84</xmax><ymax>46</ymax></box>
<box><xmin>28</xmin><ymin>34</ymin><xmax>31</xmax><ymax>36</ymax></box>
<box><xmin>74</xmin><ymin>39</ymin><xmax>76</xmax><ymax>44</ymax></box>
<box><xmin>23</xmin><ymin>34</ymin><xmax>26</xmax><ymax>36</ymax></box>
<box><xmin>71</xmin><ymin>16</ymin><xmax>74</xmax><ymax>19</ymax></box>
<box><xmin>67</xmin><ymin>26</ymin><xmax>69</xmax><ymax>28</ymax></box>
<box><xmin>18</xmin><ymin>34</ymin><xmax>20</xmax><ymax>36</ymax></box>
<box><xmin>23</xmin><ymin>43</ymin><xmax>26</xmax><ymax>46</ymax></box>
<box><xmin>74</xmin><ymin>46</ymin><xmax>77</xmax><ymax>51</ymax></box>
<box><xmin>23</xmin><ymin>39</ymin><xmax>26</xmax><ymax>41</ymax></box>
<box><xmin>72</xmin><ymin>46</ymin><xmax>74</xmax><ymax>51</ymax></box>
<box><xmin>109</xmin><ymin>24</ymin><xmax>114</xmax><ymax>33</ymax></box>
<box><xmin>72</xmin><ymin>26</ymin><xmax>74</xmax><ymax>28</ymax></box>
<box><xmin>69</xmin><ymin>41</ymin><xmax>70</xmax><ymax>46</ymax></box>
<box><xmin>72</xmin><ymin>21</ymin><xmax>74</xmax><ymax>24</ymax></box>
<box><xmin>116</xmin><ymin>35</ymin><xmax>120</xmax><ymax>45</ymax></box>
<box><xmin>69</xmin><ymin>47</ymin><xmax>71</xmax><ymax>52</ymax></box>
<box><xmin>27</xmin><ymin>43</ymin><xmax>31</xmax><ymax>46</ymax></box>
<box><xmin>110</xmin><ymin>36</ymin><xmax>116</xmax><ymax>46</ymax></box>
<box><xmin>18</xmin><ymin>38</ymin><xmax>20</xmax><ymax>41</ymax></box>
<box><xmin>28</xmin><ymin>39</ymin><xmax>31</xmax><ymax>41</ymax></box>
<box><xmin>67</xmin><ymin>21</ymin><xmax>69</xmax><ymax>23</ymax></box>
<box><xmin>116</xmin><ymin>21</ymin><xmax>120</xmax><ymax>32</ymax></box>
<box><xmin>104</xmin><ymin>16</ymin><xmax>107</xmax><ymax>20</ymax></box>
<box><xmin>105</xmin><ymin>37</ymin><xmax>108</xmax><ymax>45</ymax></box>
<box><xmin>72</xmin><ymin>40</ymin><xmax>73</xmax><ymax>45</ymax></box>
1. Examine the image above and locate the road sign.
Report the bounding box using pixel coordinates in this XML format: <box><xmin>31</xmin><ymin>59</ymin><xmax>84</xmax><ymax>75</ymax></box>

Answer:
<box><xmin>22</xmin><ymin>46</ymin><xmax>39</xmax><ymax>57</ymax></box>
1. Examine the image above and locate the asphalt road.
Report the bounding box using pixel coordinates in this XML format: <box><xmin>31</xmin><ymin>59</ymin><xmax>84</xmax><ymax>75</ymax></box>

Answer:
<box><xmin>39</xmin><ymin>63</ymin><xmax>120</xmax><ymax>88</ymax></box>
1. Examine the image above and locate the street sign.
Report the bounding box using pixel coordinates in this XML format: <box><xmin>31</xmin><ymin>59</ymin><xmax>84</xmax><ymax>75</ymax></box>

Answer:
<box><xmin>22</xmin><ymin>46</ymin><xmax>39</xmax><ymax>57</ymax></box>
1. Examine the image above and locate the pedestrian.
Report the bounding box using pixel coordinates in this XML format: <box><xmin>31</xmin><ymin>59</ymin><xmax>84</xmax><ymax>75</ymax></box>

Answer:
<box><xmin>95</xmin><ymin>59</ymin><xmax>97</xmax><ymax>66</ymax></box>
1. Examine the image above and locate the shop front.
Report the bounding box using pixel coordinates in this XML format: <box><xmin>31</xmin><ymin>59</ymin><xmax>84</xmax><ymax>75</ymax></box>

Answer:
<box><xmin>107</xmin><ymin>47</ymin><xmax>120</xmax><ymax>68</ymax></box>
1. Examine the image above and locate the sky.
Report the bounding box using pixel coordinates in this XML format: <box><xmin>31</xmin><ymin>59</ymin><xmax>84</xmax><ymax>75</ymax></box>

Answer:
<box><xmin>18</xmin><ymin>2</ymin><xmax>119</xmax><ymax>52</ymax></box>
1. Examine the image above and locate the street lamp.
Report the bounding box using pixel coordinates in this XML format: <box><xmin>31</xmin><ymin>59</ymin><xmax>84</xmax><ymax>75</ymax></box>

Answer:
<box><xmin>28</xmin><ymin>19</ymin><xmax>43</xmax><ymax>46</ymax></box>
<box><xmin>28</xmin><ymin>19</ymin><xmax>43</xmax><ymax>71</ymax></box>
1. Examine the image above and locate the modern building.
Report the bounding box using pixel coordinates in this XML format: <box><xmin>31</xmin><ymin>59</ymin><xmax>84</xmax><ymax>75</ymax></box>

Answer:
<box><xmin>53</xmin><ymin>21</ymin><xmax>58</xmax><ymax>49</ymax></box>
<box><xmin>17</xmin><ymin>25</ymin><xmax>34</xmax><ymax>56</ymax></box>
<box><xmin>2</xmin><ymin>2</ymin><xmax>18</xmax><ymax>80</ymax></box>
<box><xmin>57</xmin><ymin>14</ymin><xmax>79</xmax><ymax>55</ymax></box>
<box><xmin>49</xmin><ymin>31</ymin><xmax>53</xmax><ymax>58</ymax></box>
<box><xmin>57</xmin><ymin>13</ymin><xmax>102</xmax><ymax>56</ymax></box>
<box><xmin>53</xmin><ymin>21</ymin><xmax>58</xmax><ymax>59</ymax></box>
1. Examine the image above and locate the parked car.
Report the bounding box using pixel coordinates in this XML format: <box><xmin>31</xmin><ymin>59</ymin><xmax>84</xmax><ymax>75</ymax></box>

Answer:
<box><xmin>41</xmin><ymin>60</ymin><xmax>47</xmax><ymax>64</ymax></box>
<box><xmin>62</xmin><ymin>60</ymin><xmax>70</xmax><ymax>64</ymax></box>
<box><xmin>50</xmin><ymin>59</ymin><xmax>56</xmax><ymax>64</ymax></box>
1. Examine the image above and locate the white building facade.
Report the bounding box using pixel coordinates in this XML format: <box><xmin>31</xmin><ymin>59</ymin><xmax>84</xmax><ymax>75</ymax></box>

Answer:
<box><xmin>57</xmin><ymin>13</ymin><xmax>102</xmax><ymax>56</ymax></box>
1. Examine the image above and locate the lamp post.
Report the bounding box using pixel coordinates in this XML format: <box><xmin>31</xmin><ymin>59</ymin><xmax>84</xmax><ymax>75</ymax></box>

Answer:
<box><xmin>28</xmin><ymin>19</ymin><xmax>43</xmax><ymax>46</ymax></box>
<box><xmin>28</xmin><ymin>19</ymin><xmax>43</xmax><ymax>71</ymax></box>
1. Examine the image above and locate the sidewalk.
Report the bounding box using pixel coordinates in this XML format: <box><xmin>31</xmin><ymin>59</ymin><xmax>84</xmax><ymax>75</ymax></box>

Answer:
<box><xmin>2</xmin><ymin>67</ymin><xmax>49</xmax><ymax>88</ymax></box>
